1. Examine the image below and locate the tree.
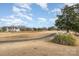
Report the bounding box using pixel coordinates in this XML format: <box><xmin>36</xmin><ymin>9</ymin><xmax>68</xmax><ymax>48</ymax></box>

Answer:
<box><xmin>55</xmin><ymin>5</ymin><xmax>78</xmax><ymax>33</ymax></box>
<box><xmin>71</xmin><ymin>4</ymin><xmax>79</xmax><ymax>32</ymax></box>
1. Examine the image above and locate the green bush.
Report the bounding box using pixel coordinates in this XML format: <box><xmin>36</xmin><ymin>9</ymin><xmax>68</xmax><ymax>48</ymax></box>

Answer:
<box><xmin>52</xmin><ymin>33</ymin><xmax>76</xmax><ymax>46</ymax></box>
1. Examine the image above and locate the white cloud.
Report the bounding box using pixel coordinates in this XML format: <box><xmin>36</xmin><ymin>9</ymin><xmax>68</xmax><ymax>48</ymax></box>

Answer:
<box><xmin>14</xmin><ymin>3</ymin><xmax>32</xmax><ymax>10</ymax></box>
<box><xmin>37</xmin><ymin>17</ymin><xmax>47</xmax><ymax>22</ymax></box>
<box><xmin>51</xmin><ymin>8</ymin><xmax>61</xmax><ymax>13</ymax></box>
<box><xmin>13</xmin><ymin>6</ymin><xmax>26</xmax><ymax>13</ymax></box>
<box><xmin>11</xmin><ymin>18</ymin><xmax>24</xmax><ymax>26</ymax></box>
<box><xmin>0</xmin><ymin>3</ymin><xmax>33</xmax><ymax>26</ymax></box>
<box><xmin>50</xmin><ymin>17</ymin><xmax>58</xmax><ymax>21</ymax></box>
<box><xmin>28</xmin><ymin>13</ymin><xmax>33</xmax><ymax>16</ymax></box>
<box><xmin>12</xmin><ymin>3</ymin><xmax>32</xmax><ymax>21</ymax></box>
<box><xmin>23</xmin><ymin>14</ymin><xmax>32</xmax><ymax>20</ymax></box>
<box><xmin>9</xmin><ymin>15</ymin><xmax>15</xmax><ymax>19</ymax></box>
<box><xmin>0</xmin><ymin>16</ymin><xmax>25</xmax><ymax>26</ymax></box>
<box><xmin>15</xmin><ymin>12</ymin><xmax>32</xmax><ymax>21</ymax></box>
<box><xmin>64</xmin><ymin>3</ymin><xmax>76</xmax><ymax>6</ymax></box>
<box><xmin>51</xmin><ymin>8</ymin><xmax>62</xmax><ymax>15</ymax></box>
<box><xmin>50</xmin><ymin>17</ymin><xmax>58</xmax><ymax>24</ymax></box>
<box><xmin>36</xmin><ymin>3</ymin><xmax>48</xmax><ymax>11</ymax></box>
<box><xmin>13</xmin><ymin>6</ymin><xmax>21</xmax><ymax>13</ymax></box>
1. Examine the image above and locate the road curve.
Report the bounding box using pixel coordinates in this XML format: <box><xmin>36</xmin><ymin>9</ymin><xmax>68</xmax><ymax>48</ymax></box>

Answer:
<box><xmin>0</xmin><ymin>32</ymin><xmax>56</xmax><ymax>43</ymax></box>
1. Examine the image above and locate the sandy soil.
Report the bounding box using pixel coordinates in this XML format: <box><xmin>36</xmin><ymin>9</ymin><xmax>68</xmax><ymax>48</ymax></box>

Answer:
<box><xmin>0</xmin><ymin>31</ymin><xmax>78</xmax><ymax>56</ymax></box>
<box><xmin>0</xmin><ymin>40</ymin><xmax>77</xmax><ymax>56</ymax></box>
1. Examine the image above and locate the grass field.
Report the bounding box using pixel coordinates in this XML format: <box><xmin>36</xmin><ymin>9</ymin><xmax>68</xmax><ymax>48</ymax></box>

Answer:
<box><xmin>0</xmin><ymin>31</ymin><xmax>78</xmax><ymax>56</ymax></box>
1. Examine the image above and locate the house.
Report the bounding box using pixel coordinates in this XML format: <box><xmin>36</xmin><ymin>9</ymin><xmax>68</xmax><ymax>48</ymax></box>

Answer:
<box><xmin>5</xmin><ymin>26</ymin><xmax>20</xmax><ymax>32</ymax></box>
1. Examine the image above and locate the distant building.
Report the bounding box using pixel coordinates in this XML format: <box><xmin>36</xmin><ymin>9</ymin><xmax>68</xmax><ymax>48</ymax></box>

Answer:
<box><xmin>6</xmin><ymin>26</ymin><xmax>20</xmax><ymax>32</ymax></box>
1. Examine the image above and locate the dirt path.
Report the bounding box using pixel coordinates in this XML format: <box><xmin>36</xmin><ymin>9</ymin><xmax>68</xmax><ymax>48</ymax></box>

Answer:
<box><xmin>0</xmin><ymin>40</ymin><xmax>77</xmax><ymax>56</ymax></box>
<box><xmin>0</xmin><ymin>31</ymin><xmax>56</xmax><ymax>42</ymax></box>
<box><xmin>0</xmin><ymin>33</ymin><xmax>55</xmax><ymax>43</ymax></box>
<box><xmin>0</xmin><ymin>31</ymin><xmax>78</xmax><ymax>56</ymax></box>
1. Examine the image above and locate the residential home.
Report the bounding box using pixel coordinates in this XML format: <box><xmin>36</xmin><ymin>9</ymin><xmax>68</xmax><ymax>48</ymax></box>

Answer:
<box><xmin>6</xmin><ymin>26</ymin><xmax>20</xmax><ymax>32</ymax></box>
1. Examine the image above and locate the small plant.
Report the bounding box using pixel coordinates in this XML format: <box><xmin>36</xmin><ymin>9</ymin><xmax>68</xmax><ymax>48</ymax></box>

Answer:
<box><xmin>52</xmin><ymin>33</ymin><xmax>76</xmax><ymax>46</ymax></box>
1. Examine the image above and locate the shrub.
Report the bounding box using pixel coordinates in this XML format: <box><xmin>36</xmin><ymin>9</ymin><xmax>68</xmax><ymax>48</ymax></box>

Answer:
<box><xmin>52</xmin><ymin>33</ymin><xmax>76</xmax><ymax>46</ymax></box>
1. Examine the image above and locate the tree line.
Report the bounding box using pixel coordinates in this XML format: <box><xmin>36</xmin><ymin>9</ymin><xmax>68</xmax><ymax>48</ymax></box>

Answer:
<box><xmin>0</xmin><ymin>26</ymin><xmax>56</xmax><ymax>32</ymax></box>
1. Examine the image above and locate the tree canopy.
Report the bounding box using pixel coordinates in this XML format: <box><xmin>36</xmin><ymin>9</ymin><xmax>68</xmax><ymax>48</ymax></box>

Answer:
<box><xmin>55</xmin><ymin>4</ymin><xmax>79</xmax><ymax>33</ymax></box>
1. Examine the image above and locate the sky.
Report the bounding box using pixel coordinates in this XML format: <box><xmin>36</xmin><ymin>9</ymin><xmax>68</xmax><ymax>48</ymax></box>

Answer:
<box><xmin>0</xmin><ymin>3</ymin><xmax>74</xmax><ymax>28</ymax></box>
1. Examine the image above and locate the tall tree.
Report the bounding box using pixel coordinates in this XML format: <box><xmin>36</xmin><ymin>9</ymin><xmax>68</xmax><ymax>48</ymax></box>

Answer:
<box><xmin>55</xmin><ymin>5</ymin><xmax>78</xmax><ymax>33</ymax></box>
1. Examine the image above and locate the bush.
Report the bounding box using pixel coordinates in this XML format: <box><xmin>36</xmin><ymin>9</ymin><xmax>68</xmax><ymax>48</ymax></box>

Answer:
<box><xmin>52</xmin><ymin>33</ymin><xmax>76</xmax><ymax>46</ymax></box>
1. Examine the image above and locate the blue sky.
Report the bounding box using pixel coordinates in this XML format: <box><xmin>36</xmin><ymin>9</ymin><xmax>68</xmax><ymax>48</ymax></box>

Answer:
<box><xmin>0</xmin><ymin>3</ymin><xmax>69</xmax><ymax>28</ymax></box>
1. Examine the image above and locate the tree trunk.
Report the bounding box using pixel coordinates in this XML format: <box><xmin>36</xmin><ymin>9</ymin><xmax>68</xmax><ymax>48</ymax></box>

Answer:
<box><xmin>67</xmin><ymin>28</ymin><xmax>69</xmax><ymax>33</ymax></box>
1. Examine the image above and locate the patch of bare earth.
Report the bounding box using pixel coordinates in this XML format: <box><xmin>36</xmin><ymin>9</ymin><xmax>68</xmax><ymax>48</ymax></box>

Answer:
<box><xmin>0</xmin><ymin>40</ymin><xmax>77</xmax><ymax>56</ymax></box>
<box><xmin>0</xmin><ymin>31</ymin><xmax>78</xmax><ymax>56</ymax></box>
